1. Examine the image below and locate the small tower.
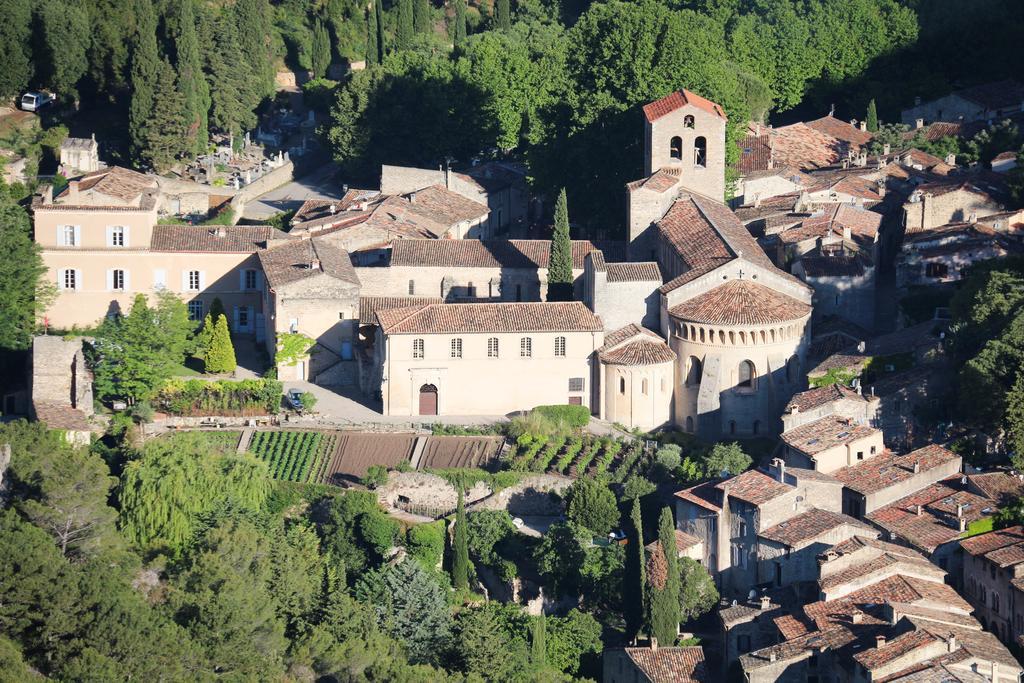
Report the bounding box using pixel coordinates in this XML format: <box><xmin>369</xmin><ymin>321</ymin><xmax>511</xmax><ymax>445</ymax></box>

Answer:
<box><xmin>641</xmin><ymin>89</ymin><xmax>727</xmax><ymax>200</ymax></box>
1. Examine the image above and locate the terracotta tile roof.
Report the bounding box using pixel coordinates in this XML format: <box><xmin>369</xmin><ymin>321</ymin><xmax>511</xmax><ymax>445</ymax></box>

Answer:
<box><xmin>993</xmin><ymin>150</ymin><xmax>1017</xmax><ymax>163</ymax></box>
<box><xmin>819</xmin><ymin>551</ymin><xmax>941</xmax><ymax>594</ymax></box>
<box><xmin>983</xmin><ymin>542</ymin><xmax>1024</xmax><ymax>568</ymax></box>
<box><xmin>668</xmin><ymin>279</ymin><xmax>810</xmax><ymax>326</ymax></box>
<box><xmin>598</xmin><ymin>324</ymin><xmax>675</xmax><ymax>366</ymax></box>
<box><xmin>59</xmin><ymin>166</ymin><xmax>157</xmax><ymax>203</ymax></box>
<box><xmin>389</xmin><ymin>238</ymin><xmax>620</xmax><ymax>270</ymax></box>
<box><xmin>866</xmin><ymin>481</ymin><xmax>992</xmax><ymax>553</ymax></box>
<box><xmin>760</xmin><ymin>508</ymin><xmax>875</xmax><ymax>548</ymax></box>
<box><xmin>741</xmin><ymin>625</ymin><xmax>856</xmax><ymax>670</ymax></box>
<box><xmin>833</xmin><ymin>445</ymin><xmax>959</xmax><ymax>496</ymax></box>
<box><xmin>787</xmin><ymin>384</ymin><xmax>868</xmax><ymax>413</ymax></box>
<box><xmin>968</xmin><ymin>472</ymin><xmax>1024</xmax><ymax>506</ymax></box>
<box><xmin>626</xmin><ymin>167</ymin><xmax>682</xmax><ymax>193</ymax></box>
<box><xmin>737</xmin><ymin>134</ymin><xmax>772</xmax><ymax>173</ymax></box>
<box><xmin>406</xmin><ymin>184</ymin><xmax>490</xmax><ymax>224</ymax></box>
<box><xmin>645</xmin><ymin>529</ymin><xmax>702</xmax><ymax>554</ymax></box>
<box><xmin>642</xmin><ymin>89</ymin><xmax>726</xmax><ymax>122</ymax></box>
<box><xmin>375</xmin><ymin>301</ymin><xmax>603</xmax><ymax>335</ymax></box>
<box><xmin>257</xmin><ymin>237</ymin><xmax>359</xmax><ymax>289</ymax></box>
<box><xmin>717</xmin><ymin>469</ymin><xmax>793</xmax><ymax>506</ymax></box>
<box><xmin>780</xmin><ymin>415</ymin><xmax>878</xmax><ymax>457</ymax></box>
<box><xmin>829</xmin><ymin>534</ymin><xmax>931</xmax><ymax>562</ymax></box>
<box><xmin>151</xmin><ymin>224</ymin><xmax>290</xmax><ymax>252</ymax></box>
<box><xmin>734</xmin><ymin>193</ymin><xmax>802</xmax><ymax>223</ymax></box>
<box><xmin>774</xmin><ymin>614</ymin><xmax>813</xmax><ymax>639</ymax></box>
<box><xmin>907</xmin><ymin>617</ymin><xmax>1022</xmax><ymax>671</ymax></box>
<box><xmin>358</xmin><ymin>296</ymin><xmax>444</xmax><ymax>325</ymax></box>
<box><xmin>620</xmin><ymin>645</ymin><xmax>708</xmax><ymax>682</ymax></box>
<box><xmin>770</xmin><ymin>123</ymin><xmax>844</xmax><ymax>169</ymax></box>
<box><xmin>658</xmin><ymin>194</ymin><xmax>806</xmax><ymax>293</ymax></box>
<box><xmin>673</xmin><ymin>480</ymin><xmax>723</xmax><ymax>512</ymax></box>
<box><xmin>773</xmin><ymin>204</ymin><xmax>881</xmax><ymax>250</ymax></box>
<box><xmin>843</xmin><ymin>574</ymin><xmax>971</xmax><ymax>613</ymax></box>
<box><xmin>806</xmin><ymin>115</ymin><xmax>874</xmax><ymax>147</ymax></box>
<box><xmin>605</xmin><ymin>261</ymin><xmax>662</xmax><ymax>283</ymax></box>
<box><xmin>902</xmin><ymin>122</ymin><xmax>963</xmax><ymax>143</ymax></box>
<box><xmin>854</xmin><ymin>630</ymin><xmax>939</xmax><ymax>670</ymax></box>
<box><xmin>32</xmin><ymin>401</ymin><xmax>92</xmax><ymax>431</ymax></box>
<box><xmin>959</xmin><ymin>526</ymin><xmax>1024</xmax><ymax>556</ymax></box>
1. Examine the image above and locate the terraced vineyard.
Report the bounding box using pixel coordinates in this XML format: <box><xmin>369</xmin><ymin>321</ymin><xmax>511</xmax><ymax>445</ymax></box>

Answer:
<box><xmin>506</xmin><ymin>434</ymin><xmax>648</xmax><ymax>480</ymax></box>
<box><xmin>249</xmin><ymin>430</ymin><xmax>336</xmax><ymax>483</ymax></box>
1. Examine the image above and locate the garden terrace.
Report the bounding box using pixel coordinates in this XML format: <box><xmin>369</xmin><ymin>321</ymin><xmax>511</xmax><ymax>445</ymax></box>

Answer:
<box><xmin>415</xmin><ymin>435</ymin><xmax>504</xmax><ymax>470</ymax></box>
<box><xmin>248</xmin><ymin>430</ymin><xmax>337</xmax><ymax>484</ymax></box>
<box><xmin>320</xmin><ymin>432</ymin><xmax>418</xmax><ymax>483</ymax></box>
<box><xmin>507</xmin><ymin>434</ymin><xmax>648</xmax><ymax>481</ymax></box>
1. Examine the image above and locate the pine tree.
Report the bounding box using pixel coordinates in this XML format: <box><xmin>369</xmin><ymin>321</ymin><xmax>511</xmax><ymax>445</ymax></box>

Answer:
<box><xmin>397</xmin><ymin>0</ymin><xmax>414</xmax><ymax>50</ymax></box>
<box><xmin>366</xmin><ymin>3</ymin><xmax>379</xmax><ymax>66</ymax></box>
<box><xmin>648</xmin><ymin>507</ymin><xmax>681</xmax><ymax>646</ymax></box>
<box><xmin>141</xmin><ymin>60</ymin><xmax>189</xmax><ymax>173</ymax></box>
<box><xmin>866</xmin><ymin>98</ymin><xmax>879</xmax><ymax>133</ymax></box>
<box><xmin>128</xmin><ymin>0</ymin><xmax>160</xmax><ymax>165</ymax></box>
<box><xmin>414</xmin><ymin>0</ymin><xmax>430</xmax><ymax>34</ymax></box>
<box><xmin>171</xmin><ymin>0</ymin><xmax>210</xmax><ymax>155</ymax></box>
<box><xmin>496</xmin><ymin>0</ymin><xmax>511</xmax><ymax>31</ymax></box>
<box><xmin>311</xmin><ymin>19</ymin><xmax>331</xmax><ymax>78</ymax></box>
<box><xmin>531</xmin><ymin>612</ymin><xmax>547</xmax><ymax>668</ymax></box>
<box><xmin>452</xmin><ymin>0</ymin><xmax>467</xmax><ymax>47</ymax></box>
<box><xmin>452</xmin><ymin>487</ymin><xmax>470</xmax><ymax>591</ymax></box>
<box><xmin>204</xmin><ymin>314</ymin><xmax>236</xmax><ymax>374</ymax></box>
<box><xmin>625</xmin><ymin>497</ymin><xmax>647</xmax><ymax>640</ymax></box>
<box><xmin>547</xmin><ymin>188</ymin><xmax>573</xmax><ymax>301</ymax></box>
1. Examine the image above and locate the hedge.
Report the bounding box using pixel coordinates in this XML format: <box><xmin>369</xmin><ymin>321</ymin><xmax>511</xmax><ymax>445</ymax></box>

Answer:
<box><xmin>532</xmin><ymin>404</ymin><xmax>591</xmax><ymax>429</ymax></box>
<box><xmin>155</xmin><ymin>378</ymin><xmax>283</xmax><ymax>416</ymax></box>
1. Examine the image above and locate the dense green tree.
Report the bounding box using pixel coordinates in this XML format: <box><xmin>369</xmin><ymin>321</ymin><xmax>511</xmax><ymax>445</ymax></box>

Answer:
<box><xmin>414</xmin><ymin>0</ymin><xmax>431</xmax><ymax>34</ymax></box>
<box><xmin>452</xmin><ymin>487</ymin><xmax>471</xmax><ymax>590</ymax></box>
<box><xmin>128</xmin><ymin>0</ymin><xmax>161</xmax><ymax>164</ymax></box>
<box><xmin>373</xmin><ymin>0</ymin><xmax>386</xmax><ymax>60</ymax></box>
<box><xmin>565</xmin><ymin>477</ymin><xmax>619</xmax><ymax>535</ymax></box>
<box><xmin>319</xmin><ymin>489</ymin><xmax>381</xmax><ymax>574</ymax></box>
<box><xmin>358</xmin><ymin>509</ymin><xmax>400</xmax><ymax>559</ymax></box>
<box><xmin>207</xmin><ymin>12</ymin><xmax>255</xmax><ymax>137</ymax></box>
<box><xmin>624</xmin><ymin>497</ymin><xmax>646</xmax><ymax>639</ymax></box>
<box><xmin>866</xmin><ymin>98</ymin><xmax>879</xmax><ymax>132</ymax></box>
<box><xmin>171</xmin><ymin>0</ymin><xmax>211</xmax><ymax>155</ymax></box>
<box><xmin>531</xmin><ymin>612</ymin><xmax>546</xmax><ymax>668</ymax></box>
<box><xmin>457</xmin><ymin>603</ymin><xmax>528</xmax><ymax>679</ymax></box>
<box><xmin>678</xmin><ymin>556</ymin><xmax>718</xmax><ymax>621</ymax></box>
<box><xmin>452</xmin><ymin>0</ymin><xmax>468</xmax><ymax>46</ymax></box>
<box><xmin>496</xmin><ymin>0</ymin><xmax>512</xmax><ymax>30</ymax></box>
<box><xmin>466</xmin><ymin>509</ymin><xmax>515</xmax><ymax>565</ymax></box>
<box><xmin>204</xmin><ymin>314</ymin><xmax>237</xmax><ymax>373</ymax></box>
<box><xmin>580</xmin><ymin>542</ymin><xmax>624</xmax><ymax>613</ymax></box>
<box><xmin>0</xmin><ymin>0</ymin><xmax>33</xmax><ymax>100</ymax></box>
<box><xmin>547</xmin><ymin>188</ymin><xmax>573</xmax><ymax>301</ymax></box>
<box><xmin>139</xmin><ymin>60</ymin><xmax>189</xmax><ymax>172</ymax></box>
<box><xmin>268</xmin><ymin>521</ymin><xmax>325</xmax><ymax>638</ymax></box>
<box><xmin>703</xmin><ymin>441</ymin><xmax>752</xmax><ymax>477</ymax></box>
<box><xmin>234</xmin><ymin>0</ymin><xmax>276</xmax><ymax>108</ymax></box>
<box><xmin>407</xmin><ymin>520</ymin><xmax>446</xmax><ymax>570</ymax></box>
<box><xmin>397</xmin><ymin>0</ymin><xmax>415</xmax><ymax>49</ymax></box>
<box><xmin>312</xmin><ymin>19</ymin><xmax>331</xmax><ymax>77</ymax></box>
<box><xmin>648</xmin><ymin>507</ymin><xmax>681</xmax><ymax>645</ymax></box>
<box><xmin>366</xmin><ymin>2</ymin><xmax>380</xmax><ymax>66</ymax></box>
<box><xmin>118</xmin><ymin>433</ymin><xmax>271</xmax><ymax>553</ymax></box>
<box><xmin>36</xmin><ymin>0</ymin><xmax>90</xmax><ymax>100</ymax></box>
<box><xmin>547</xmin><ymin>609</ymin><xmax>602</xmax><ymax>677</ymax></box>
<box><xmin>0</xmin><ymin>200</ymin><xmax>49</xmax><ymax>351</ymax></box>
<box><xmin>534</xmin><ymin>522</ymin><xmax>587</xmax><ymax>597</ymax></box>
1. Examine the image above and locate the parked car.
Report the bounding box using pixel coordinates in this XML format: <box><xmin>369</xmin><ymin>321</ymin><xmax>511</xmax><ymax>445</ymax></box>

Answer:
<box><xmin>286</xmin><ymin>389</ymin><xmax>304</xmax><ymax>412</ymax></box>
<box><xmin>20</xmin><ymin>91</ymin><xmax>55</xmax><ymax>112</ymax></box>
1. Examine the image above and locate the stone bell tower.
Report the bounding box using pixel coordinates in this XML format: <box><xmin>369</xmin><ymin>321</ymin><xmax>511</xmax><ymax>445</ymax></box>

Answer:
<box><xmin>641</xmin><ymin>89</ymin><xmax>727</xmax><ymax>201</ymax></box>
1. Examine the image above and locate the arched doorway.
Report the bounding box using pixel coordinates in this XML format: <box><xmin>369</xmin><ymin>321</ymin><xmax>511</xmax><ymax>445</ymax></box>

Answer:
<box><xmin>418</xmin><ymin>384</ymin><xmax>438</xmax><ymax>415</ymax></box>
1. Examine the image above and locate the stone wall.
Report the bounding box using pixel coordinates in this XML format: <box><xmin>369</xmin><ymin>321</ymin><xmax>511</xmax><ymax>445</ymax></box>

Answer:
<box><xmin>228</xmin><ymin>161</ymin><xmax>295</xmax><ymax>218</ymax></box>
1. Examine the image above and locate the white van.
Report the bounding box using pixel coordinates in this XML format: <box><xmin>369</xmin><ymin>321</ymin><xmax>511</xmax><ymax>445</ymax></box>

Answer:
<box><xmin>20</xmin><ymin>91</ymin><xmax>55</xmax><ymax>112</ymax></box>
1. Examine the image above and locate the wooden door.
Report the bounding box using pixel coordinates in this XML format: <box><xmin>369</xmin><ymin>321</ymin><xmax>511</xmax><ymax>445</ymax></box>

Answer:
<box><xmin>418</xmin><ymin>384</ymin><xmax>438</xmax><ymax>415</ymax></box>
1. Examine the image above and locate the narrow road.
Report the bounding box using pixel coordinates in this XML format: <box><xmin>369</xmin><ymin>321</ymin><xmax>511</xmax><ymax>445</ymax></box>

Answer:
<box><xmin>243</xmin><ymin>161</ymin><xmax>342</xmax><ymax>220</ymax></box>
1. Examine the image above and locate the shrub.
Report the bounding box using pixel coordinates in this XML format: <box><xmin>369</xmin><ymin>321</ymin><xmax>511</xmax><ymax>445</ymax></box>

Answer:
<box><xmin>655</xmin><ymin>444</ymin><xmax>682</xmax><ymax>470</ymax></box>
<box><xmin>407</xmin><ymin>520</ymin><xmax>446</xmax><ymax>569</ymax></box>
<box><xmin>358</xmin><ymin>510</ymin><xmax>400</xmax><ymax>558</ymax></box>
<box><xmin>363</xmin><ymin>464</ymin><xmax>389</xmax><ymax>489</ymax></box>
<box><xmin>154</xmin><ymin>378</ymin><xmax>283</xmax><ymax>416</ymax></box>
<box><xmin>204</xmin><ymin>315</ymin><xmax>237</xmax><ymax>373</ymax></box>
<box><xmin>300</xmin><ymin>391</ymin><xmax>318</xmax><ymax>412</ymax></box>
<box><xmin>129</xmin><ymin>400</ymin><xmax>154</xmax><ymax>423</ymax></box>
<box><xmin>532</xmin><ymin>404</ymin><xmax>590</xmax><ymax>430</ymax></box>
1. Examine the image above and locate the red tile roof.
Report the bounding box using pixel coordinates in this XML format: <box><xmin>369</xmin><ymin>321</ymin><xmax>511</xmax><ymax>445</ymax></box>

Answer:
<box><xmin>737</xmin><ymin>133</ymin><xmax>772</xmax><ymax>173</ymax></box>
<box><xmin>257</xmin><ymin>236</ymin><xmax>359</xmax><ymax>289</ymax></box>
<box><xmin>853</xmin><ymin>630</ymin><xmax>939</xmax><ymax>670</ymax></box>
<box><xmin>376</xmin><ymin>301</ymin><xmax>603</xmax><ymax>335</ymax></box>
<box><xmin>770</xmin><ymin>123</ymin><xmax>844</xmax><ymax>169</ymax></box>
<box><xmin>780</xmin><ymin>415</ymin><xmax>878</xmax><ymax>457</ymax></box>
<box><xmin>620</xmin><ymin>645</ymin><xmax>708</xmax><ymax>682</ymax></box>
<box><xmin>642</xmin><ymin>89</ymin><xmax>726</xmax><ymax>122</ymax></box>
<box><xmin>406</xmin><ymin>184</ymin><xmax>490</xmax><ymax>224</ymax></box>
<box><xmin>358</xmin><ymin>296</ymin><xmax>444</xmax><ymax>325</ymax></box>
<box><xmin>760</xmin><ymin>508</ymin><xmax>875</xmax><ymax>548</ymax></box>
<box><xmin>833</xmin><ymin>445</ymin><xmax>959</xmax><ymax>496</ymax></box>
<box><xmin>968</xmin><ymin>472</ymin><xmax>1024</xmax><ymax>506</ymax></box>
<box><xmin>606</xmin><ymin>262</ymin><xmax>662</xmax><ymax>283</ymax></box>
<box><xmin>673</xmin><ymin>480</ymin><xmax>723</xmax><ymax>512</ymax></box>
<box><xmin>787</xmin><ymin>384</ymin><xmax>868</xmax><ymax>413</ymax></box>
<box><xmin>59</xmin><ymin>166</ymin><xmax>157</xmax><ymax>203</ymax></box>
<box><xmin>627</xmin><ymin>167</ymin><xmax>682</xmax><ymax>193</ymax></box>
<box><xmin>668</xmin><ymin>279</ymin><xmax>810</xmax><ymax>326</ymax></box>
<box><xmin>959</xmin><ymin>526</ymin><xmax>1024</xmax><ymax>556</ymax></box>
<box><xmin>806</xmin><ymin>115</ymin><xmax>874</xmax><ymax>147</ymax></box>
<box><xmin>32</xmin><ymin>401</ymin><xmax>92</xmax><ymax>431</ymax></box>
<box><xmin>389</xmin><ymin>238</ymin><xmax>619</xmax><ymax>270</ymax></box>
<box><xmin>151</xmin><ymin>224</ymin><xmax>290</xmax><ymax>252</ymax></box>
<box><xmin>799</xmin><ymin>253</ymin><xmax>869</xmax><ymax>278</ymax></box>
<box><xmin>598</xmin><ymin>324</ymin><xmax>675</xmax><ymax>366</ymax></box>
<box><xmin>718</xmin><ymin>469</ymin><xmax>793</xmax><ymax>505</ymax></box>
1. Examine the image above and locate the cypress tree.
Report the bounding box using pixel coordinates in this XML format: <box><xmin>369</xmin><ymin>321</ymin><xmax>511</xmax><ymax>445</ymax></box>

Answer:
<box><xmin>866</xmin><ymin>98</ymin><xmax>879</xmax><ymax>133</ymax></box>
<box><xmin>531</xmin><ymin>612</ymin><xmax>547</xmax><ymax>668</ymax></box>
<box><xmin>311</xmin><ymin>19</ymin><xmax>331</xmax><ymax>78</ymax></box>
<box><xmin>129</xmin><ymin>0</ymin><xmax>160</xmax><ymax>165</ymax></box>
<box><xmin>204</xmin><ymin>314</ymin><xmax>237</xmax><ymax>373</ymax></box>
<box><xmin>648</xmin><ymin>507</ymin><xmax>681</xmax><ymax>646</ymax></box>
<box><xmin>172</xmin><ymin>0</ymin><xmax>210</xmax><ymax>155</ymax></box>
<box><xmin>195</xmin><ymin>313</ymin><xmax>214</xmax><ymax>360</ymax></box>
<box><xmin>374</xmin><ymin>0</ymin><xmax>385</xmax><ymax>60</ymax></box>
<box><xmin>625</xmin><ymin>497</ymin><xmax>647</xmax><ymax>640</ymax></box>
<box><xmin>397</xmin><ymin>0</ymin><xmax>414</xmax><ymax>50</ymax></box>
<box><xmin>141</xmin><ymin>60</ymin><xmax>190</xmax><ymax>173</ymax></box>
<box><xmin>366</xmin><ymin>2</ymin><xmax>379</xmax><ymax>66</ymax></box>
<box><xmin>496</xmin><ymin>0</ymin><xmax>511</xmax><ymax>31</ymax></box>
<box><xmin>414</xmin><ymin>0</ymin><xmax>431</xmax><ymax>34</ymax></box>
<box><xmin>547</xmin><ymin>188</ymin><xmax>573</xmax><ymax>301</ymax></box>
<box><xmin>452</xmin><ymin>486</ymin><xmax>470</xmax><ymax>590</ymax></box>
<box><xmin>452</xmin><ymin>0</ymin><xmax>467</xmax><ymax>47</ymax></box>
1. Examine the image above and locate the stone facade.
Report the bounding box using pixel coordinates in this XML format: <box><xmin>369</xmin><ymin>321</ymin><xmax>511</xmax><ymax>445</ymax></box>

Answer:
<box><xmin>903</xmin><ymin>184</ymin><xmax>1003</xmax><ymax>233</ymax></box>
<box><xmin>643</xmin><ymin>90</ymin><xmax>727</xmax><ymax>199</ymax></box>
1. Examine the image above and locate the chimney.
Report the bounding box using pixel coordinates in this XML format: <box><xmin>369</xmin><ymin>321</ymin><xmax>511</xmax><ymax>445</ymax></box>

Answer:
<box><xmin>842</xmin><ymin>159</ymin><xmax>850</xmax><ymax>169</ymax></box>
<box><xmin>216</xmin><ymin>227</ymin><xmax>227</xmax><ymax>238</ymax></box>
<box><xmin>946</xmin><ymin>633</ymin><xmax>956</xmax><ymax>653</ymax></box>
<box><xmin>754</xmin><ymin>194</ymin><xmax>762</xmax><ymax>208</ymax></box>
<box><xmin>329</xmin><ymin>204</ymin><xmax>336</xmax><ymax>215</ymax></box>
<box><xmin>858</xmin><ymin>152</ymin><xmax>868</xmax><ymax>167</ymax></box>
<box><xmin>850</xmin><ymin>118</ymin><xmax>858</xmax><ymax>126</ymax></box>
<box><xmin>992</xmin><ymin>662</ymin><xmax>999</xmax><ymax>681</ymax></box>
<box><xmin>852</xmin><ymin>610</ymin><xmax>863</xmax><ymax>624</ymax></box>
<box><xmin>958</xmin><ymin>516</ymin><xmax>967</xmax><ymax>532</ymax></box>
<box><xmin>945</xmin><ymin>153</ymin><xmax>956</xmax><ymax>166</ymax></box>
<box><xmin>859</xmin><ymin>121</ymin><xmax>867</xmax><ymax>131</ymax></box>
<box><xmin>883</xmin><ymin>143</ymin><xmax>891</xmax><ymax>155</ymax></box>
<box><xmin>914</xmin><ymin>504</ymin><xmax>922</xmax><ymax>516</ymax></box>
<box><xmin>913</xmin><ymin>460</ymin><xmax>920</xmax><ymax>474</ymax></box>
<box><xmin>877</xmin><ymin>182</ymin><xmax>886</xmax><ymax>199</ymax></box>
<box><xmin>310</xmin><ymin>258</ymin><xmax>321</xmax><ymax>270</ymax></box>
<box><xmin>969</xmin><ymin>212</ymin><xmax>978</xmax><ymax>224</ymax></box>
<box><xmin>843</xmin><ymin>226</ymin><xmax>852</xmax><ymax>241</ymax></box>
<box><xmin>771</xmin><ymin>457</ymin><xmax>786</xmax><ymax>483</ymax></box>
<box><xmin>760</xmin><ymin>594</ymin><xmax>772</xmax><ymax>610</ymax></box>
<box><xmin>68</xmin><ymin>180</ymin><xmax>80</xmax><ymax>202</ymax></box>
<box><xmin>915</xmin><ymin>118</ymin><xmax>924</xmax><ymax>129</ymax></box>
<box><xmin>650</xmin><ymin>637</ymin><xmax>658</xmax><ymax>652</ymax></box>
<box><xmin>876</xmin><ymin>635</ymin><xmax>886</xmax><ymax>649</ymax></box>
<box><xmin>956</xmin><ymin>503</ymin><xmax>964</xmax><ymax>517</ymax></box>
<box><xmin>769</xmin><ymin>650</ymin><xmax>777</xmax><ymax>663</ymax></box>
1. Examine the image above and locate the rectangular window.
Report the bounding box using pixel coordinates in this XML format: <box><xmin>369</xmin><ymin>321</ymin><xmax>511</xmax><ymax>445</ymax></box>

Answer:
<box><xmin>238</xmin><ymin>306</ymin><xmax>249</xmax><ymax>328</ymax></box>
<box><xmin>109</xmin><ymin>226</ymin><xmax>126</xmax><ymax>247</ymax></box>
<box><xmin>289</xmin><ymin>318</ymin><xmax>298</xmax><ymax>333</ymax></box>
<box><xmin>467</xmin><ymin>282</ymin><xmax>476</xmax><ymax>298</ymax></box>
<box><xmin>487</xmin><ymin>337</ymin><xmax>499</xmax><ymax>358</ymax></box>
<box><xmin>63</xmin><ymin>225</ymin><xmax>77</xmax><ymax>246</ymax></box>
<box><xmin>338</xmin><ymin>312</ymin><xmax>346</xmax><ymax>320</ymax></box>
<box><xmin>188</xmin><ymin>300</ymin><xmax>203</xmax><ymax>321</ymax></box>
<box><xmin>450</xmin><ymin>338</ymin><xmax>463</xmax><ymax>358</ymax></box>
<box><xmin>188</xmin><ymin>270</ymin><xmax>201</xmax><ymax>291</ymax></box>
<box><xmin>569</xmin><ymin>377</ymin><xmax>584</xmax><ymax>392</ymax></box>
<box><xmin>112</xmin><ymin>269</ymin><xmax>125</xmax><ymax>291</ymax></box>
<box><xmin>413</xmin><ymin>339</ymin><xmax>424</xmax><ymax>359</ymax></box>
<box><xmin>244</xmin><ymin>269</ymin><xmax>258</xmax><ymax>290</ymax></box>
<box><xmin>554</xmin><ymin>336</ymin><xmax>566</xmax><ymax>357</ymax></box>
<box><xmin>63</xmin><ymin>269</ymin><xmax>77</xmax><ymax>290</ymax></box>
<box><xmin>520</xmin><ymin>337</ymin><xmax>532</xmax><ymax>357</ymax></box>
<box><xmin>408</xmin><ymin>280</ymin><xmax>415</xmax><ymax>295</ymax></box>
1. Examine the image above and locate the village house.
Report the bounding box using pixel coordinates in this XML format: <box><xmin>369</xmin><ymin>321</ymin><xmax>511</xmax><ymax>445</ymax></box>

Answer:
<box><xmin>959</xmin><ymin>526</ymin><xmax>1024</xmax><ymax>645</ymax></box>
<box><xmin>901</xmin><ymin>80</ymin><xmax>1024</xmax><ymax>127</ymax></box>
<box><xmin>58</xmin><ymin>134</ymin><xmax>101</xmax><ymax>176</ymax></box>
<box><xmin>903</xmin><ymin>179</ymin><xmax>1003</xmax><ymax>233</ymax></box>
<box><xmin>781</xmin><ymin>383</ymin><xmax>880</xmax><ymax>434</ymax></box>
<box><xmin>603</xmin><ymin>644</ymin><xmax>708</xmax><ymax>682</ymax></box>
<box><xmin>780</xmin><ymin>415</ymin><xmax>884</xmax><ymax>474</ymax></box>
